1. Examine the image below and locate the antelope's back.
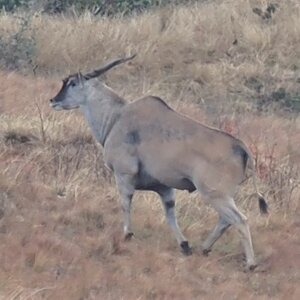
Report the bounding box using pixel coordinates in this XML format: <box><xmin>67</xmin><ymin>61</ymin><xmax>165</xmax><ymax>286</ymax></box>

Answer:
<box><xmin>108</xmin><ymin>97</ymin><xmax>246</xmax><ymax>185</ymax></box>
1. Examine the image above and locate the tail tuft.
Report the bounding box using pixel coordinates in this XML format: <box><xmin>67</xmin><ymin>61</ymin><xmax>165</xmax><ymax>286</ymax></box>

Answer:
<box><xmin>258</xmin><ymin>196</ymin><xmax>268</xmax><ymax>214</ymax></box>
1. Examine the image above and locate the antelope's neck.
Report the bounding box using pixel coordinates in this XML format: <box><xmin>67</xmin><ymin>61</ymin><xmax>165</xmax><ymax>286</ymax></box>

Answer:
<box><xmin>80</xmin><ymin>85</ymin><xmax>126</xmax><ymax>146</ymax></box>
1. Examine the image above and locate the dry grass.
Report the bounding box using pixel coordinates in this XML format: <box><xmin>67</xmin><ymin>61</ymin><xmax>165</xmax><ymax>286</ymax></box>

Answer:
<box><xmin>1</xmin><ymin>0</ymin><xmax>300</xmax><ymax>299</ymax></box>
<box><xmin>1</xmin><ymin>0</ymin><xmax>300</xmax><ymax>113</ymax></box>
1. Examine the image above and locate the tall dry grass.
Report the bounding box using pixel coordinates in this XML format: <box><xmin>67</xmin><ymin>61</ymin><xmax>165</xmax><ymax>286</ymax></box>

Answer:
<box><xmin>1</xmin><ymin>0</ymin><xmax>300</xmax><ymax>113</ymax></box>
<box><xmin>1</xmin><ymin>0</ymin><xmax>300</xmax><ymax>299</ymax></box>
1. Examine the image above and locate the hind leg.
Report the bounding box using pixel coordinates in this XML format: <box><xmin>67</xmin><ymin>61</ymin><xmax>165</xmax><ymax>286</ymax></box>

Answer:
<box><xmin>202</xmin><ymin>216</ymin><xmax>231</xmax><ymax>255</ymax></box>
<box><xmin>209</xmin><ymin>196</ymin><xmax>256</xmax><ymax>269</ymax></box>
<box><xmin>234</xmin><ymin>213</ymin><xmax>256</xmax><ymax>270</ymax></box>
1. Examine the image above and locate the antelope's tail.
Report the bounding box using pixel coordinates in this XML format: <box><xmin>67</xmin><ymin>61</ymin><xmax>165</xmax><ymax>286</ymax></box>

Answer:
<box><xmin>243</xmin><ymin>145</ymin><xmax>269</xmax><ymax>215</ymax></box>
<box><xmin>252</xmin><ymin>172</ymin><xmax>268</xmax><ymax>214</ymax></box>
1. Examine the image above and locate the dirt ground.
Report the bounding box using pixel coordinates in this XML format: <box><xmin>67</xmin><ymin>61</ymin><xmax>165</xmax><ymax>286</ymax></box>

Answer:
<box><xmin>1</xmin><ymin>71</ymin><xmax>300</xmax><ymax>300</ymax></box>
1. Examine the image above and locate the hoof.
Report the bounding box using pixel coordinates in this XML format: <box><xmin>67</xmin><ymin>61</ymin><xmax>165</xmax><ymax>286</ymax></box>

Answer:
<box><xmin>245</xmin><ymin>263</ymin><xmax>258</xmax><ymax>272</ymax></box>
<box><xmin>124</xmin><ymin>232</ymin><xmax>134</xmax><ymax>241</ymax></box>
<box><xmin>202</xmin><ymin>248</ymin><xmax>211</xmax><ymax>256</ymax></box>
<box><xmin>248</xmin><ymin>264</ymin><xmax>258</xmax><ymax>271</ymax></box>
<box><xmin>180</xmin><ymin>241</ymin><xmax>192</xmax><ymax>256</ymax></box>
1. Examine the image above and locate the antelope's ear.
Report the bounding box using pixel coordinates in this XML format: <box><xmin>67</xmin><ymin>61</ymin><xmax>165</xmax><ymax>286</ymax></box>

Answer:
<box><xmin>78</xmin><ymin>72</ymin><xmax>85</xmax><ymax>85</ymax></box>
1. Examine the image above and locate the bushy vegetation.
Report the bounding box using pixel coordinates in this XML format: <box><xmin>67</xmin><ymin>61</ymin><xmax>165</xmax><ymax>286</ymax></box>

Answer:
<box><xmin>0</xmin><ymin>0</ymin><xmax>192</xmax><ymax>14</ymax></box>
<box><xmin>0</xmin><ymin>0</ymin><xmax>26</xmax><ymax>12</ymax></box>
<box><xmin>0</xmin><ymin>15</ymin><xmax>36</xmax><ymax>70</ymax></box>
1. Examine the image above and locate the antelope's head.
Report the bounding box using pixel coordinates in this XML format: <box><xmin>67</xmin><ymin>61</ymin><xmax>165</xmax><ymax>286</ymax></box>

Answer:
<box><xmin>50</xmin><ymin>54</ymin><xmax>136</xmax><ymax>110</ymax></box>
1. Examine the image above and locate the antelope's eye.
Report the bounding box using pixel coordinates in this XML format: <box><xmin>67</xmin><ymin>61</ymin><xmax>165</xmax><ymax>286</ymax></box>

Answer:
<box><xmin>70</xmin><ymin>81</ymin><xmax>76</xmax><ymax>87</ymax></box>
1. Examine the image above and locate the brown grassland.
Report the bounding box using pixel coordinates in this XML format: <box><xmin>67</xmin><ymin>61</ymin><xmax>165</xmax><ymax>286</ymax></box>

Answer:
<box><xmin>1</xmin><ymin>0</ymin><xmax>300</xmax><ymax>299</ymax></box>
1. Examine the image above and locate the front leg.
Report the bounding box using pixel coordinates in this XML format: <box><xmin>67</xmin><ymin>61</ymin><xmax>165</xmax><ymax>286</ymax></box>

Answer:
<box><xmin>122</xmin><ymin>193</ymin><xmax>134</xmax><ymax>241</ymax></box>
<box><xmin>158</xmin><ymin>187</ymin><xmax>192</xmax><ymax>255</ymax></box>
<box><xmin>115</xmin><ymin>173</ymin><xmax>135</xmax><ymax>241</ymax></box>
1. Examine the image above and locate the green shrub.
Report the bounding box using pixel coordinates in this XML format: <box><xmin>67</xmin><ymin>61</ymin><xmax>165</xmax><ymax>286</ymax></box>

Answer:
<box><xmin>41</xmin><ymin>0</ymin><xmax>193</xmax><ymax>15</ymax></box>
<box><xmin>41</xmin><ymin>0</ymin><xmax>155</xmax><ymax>15</ymax></box>
<box><xmin>0</xmin><ymin>15</ymin><xmax>36</xmax><ymax>70</ymax></box>
<box><xmin>0</xmin><ymin>0</ymin><xmax>29</xmax><ymax>12</ymax></box>
<box><xmin>258</xmin><ymin>88</ymin><xmax>300</xmax><ymax>113</ymax></box>
<box><xmin>0</xmin><ymin>0</ymin><xmax>194</xmax><ymax>15</ymax></box>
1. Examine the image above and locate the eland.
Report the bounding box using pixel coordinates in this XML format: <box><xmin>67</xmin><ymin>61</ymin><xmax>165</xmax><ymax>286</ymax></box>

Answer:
<box><xmin>50</xmin><ymin>55</ymin><xmax>268</xmax><ymax>270</ymax></box>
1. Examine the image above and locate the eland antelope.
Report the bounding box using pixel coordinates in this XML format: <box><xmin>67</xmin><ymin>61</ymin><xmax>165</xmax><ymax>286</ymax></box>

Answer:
<box><xmin>50</xmin><ymin>55</ymin><xmax>268</xmax><ymax>270</ymax></box>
